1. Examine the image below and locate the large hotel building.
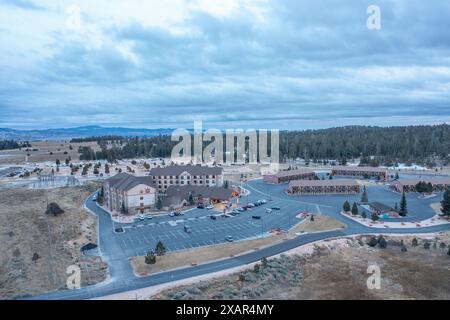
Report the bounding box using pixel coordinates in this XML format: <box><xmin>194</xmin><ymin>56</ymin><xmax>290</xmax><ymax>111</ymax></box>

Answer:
<box><xmin>149</xmin><ymin>165</ymin><xmax>224</xmax><ymax>193</ymax></box>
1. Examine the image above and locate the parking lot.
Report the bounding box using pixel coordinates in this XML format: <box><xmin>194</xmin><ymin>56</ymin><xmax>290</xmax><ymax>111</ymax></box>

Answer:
<box><xmin>112</xmin><ymin>185</ymin><xmax>322</xmax><ymax>256</ymax></box>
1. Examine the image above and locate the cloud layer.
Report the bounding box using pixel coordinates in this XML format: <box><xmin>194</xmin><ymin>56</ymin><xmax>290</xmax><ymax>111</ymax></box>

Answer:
<box><xmin>1</xmin><ymin>0</ymin><xmax>450</xmax><ymax>129</ymax></box>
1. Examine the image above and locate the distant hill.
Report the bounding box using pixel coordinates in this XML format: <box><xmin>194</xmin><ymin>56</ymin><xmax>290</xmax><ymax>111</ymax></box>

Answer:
<box><xmin>0</xmin><ymin>126</ymin><xmax>175</xmax><ymax>141</ymax></box>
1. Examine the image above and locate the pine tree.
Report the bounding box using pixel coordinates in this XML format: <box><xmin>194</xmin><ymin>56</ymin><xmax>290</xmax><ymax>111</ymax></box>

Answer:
<box><xmin>440</xmin><ymin>188</ymin><xmax>450</xmax><ymax>219</ymax></box>
<box><xmin>399</xmin><ymin>192</ymin><xmax>408</xmax><ymax>216</ymax></box>
<box><xmin>361</xmin><ymin>186</ymin><xmax>368</xmax><ymax>203</ymax></box>
<box><xmin>412</xmin><ymin>238</ymin><xmax>418</xmax><ymax>247</ymax></box>
<box><xmin>343</xmin><ymin>201</ymin><xmax>351</xmax><ymax>213</ymax></box>
<box><xmin>351</xmin><ymin>202</ymin><xmax>359</xmax><ymax>215</ymax></box>
<box><xmin>155</xmin><ymin>241</ymin><xmax>166</xmax><ymax>256</ymax></box>
<box><xmin>361</xmin><ymin>211</ymin><xmax>367</xmax><ymax>219</ymax></box>
<box><xmin>371</xmin><ymin>212</ymin><xmax>379</xmax><ymax>222</ymax></box>
<box><xmin>145</xmin><ymin>251</ymin><xmax>156</xmax><ymax>264</ymax></box>
<box><xmin>156</xmin><ymin>196</ymin><xmax>163</xmax><ymax>210</ymax></box>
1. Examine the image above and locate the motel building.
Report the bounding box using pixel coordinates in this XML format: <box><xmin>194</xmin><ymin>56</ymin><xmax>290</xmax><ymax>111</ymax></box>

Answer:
<box><xmin>390</xmin><ymin>178</ymin><xmax>450</xmax><ymax>193</ymax></box>
<box><xmin>288</xmin><ymin>179</ymin><xmax>361</xmax><ymax>195</ymax></box>
<box><xmin>263</xmin><ymin>168</ymin><xmax>315</xmax><ymax>184</ymax></box>
<box><xmin>103</xmin><ymin>173</ymin><xmax>157</xmax><ymax>214</ymax></box>
<box><xmin>331</xmin><ymin>166</ymin><xmax>388</xmax><ymax>180</ymax></box>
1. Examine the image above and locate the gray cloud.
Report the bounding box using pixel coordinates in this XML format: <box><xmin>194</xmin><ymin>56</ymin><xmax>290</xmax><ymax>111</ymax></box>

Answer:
<box><xmin>1</xmin><ymin>0</ymin><xmax>450</xmax><ymax>129</ymax></box>
<box><xmin>0</xmin><ymin>0</ymin><xmax>45</xmax><ymax>11</ymax></box>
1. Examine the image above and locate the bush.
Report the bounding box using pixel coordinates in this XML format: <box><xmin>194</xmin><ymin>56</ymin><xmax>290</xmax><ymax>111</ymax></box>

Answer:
<box><xmin>45</xmin><ymin>202</ymin><xmax>64</xmax><ymax>216</ymax></box>
<box><xmin>368</xmin><ymin>236</ymin><xmax>378</xmax><ymax>247</ymax></box>
<box><xmin>423</xmin><ymin>242</ymin><xmax>431</xmax><ymax>250</ymax></box>
<box><xmin>253</xmin><ymin>263</ymin><xmax>260</xmax><ymax>273</ymax></box>
<box><xmin>412</xmin><ymin>238</ymin><xmax>418</xmax><ymax>247</ymax></box>
<box><xmin>144</xmin><ymin>251</ymin><xmax>156</xmax><ymax>264</ymax></box>
<box><xmin>378</xmin><ymin>236</ymin><xmax>387</xmax><ymax>249</ymax></box>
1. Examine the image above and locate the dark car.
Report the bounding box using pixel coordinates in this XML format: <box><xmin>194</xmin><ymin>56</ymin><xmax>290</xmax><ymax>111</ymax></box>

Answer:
<box><xmin>271</xmin><ymin>206</ymin><xmax>281</xmax><ymax>210</ymax></box>
<box><xmin>210</xmin><ymin>215</ymin><xmax>217</xmax><ymax>220</ymax></box>
<box><xmin>197</xmin><ymin>204</ymin><xmax>205</xmax><ymax>209</ymax></box>
<box><xmin>252</xmin><ymin>215</ymin><xmax>261</xmax><ymax>219</ymax></box>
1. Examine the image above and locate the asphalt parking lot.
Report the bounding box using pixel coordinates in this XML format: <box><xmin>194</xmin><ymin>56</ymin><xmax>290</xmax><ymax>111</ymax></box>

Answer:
<box><xmin>113</xmin><ymin>187</ymin><xmax>320</xmax><ymax>256</ymax></box>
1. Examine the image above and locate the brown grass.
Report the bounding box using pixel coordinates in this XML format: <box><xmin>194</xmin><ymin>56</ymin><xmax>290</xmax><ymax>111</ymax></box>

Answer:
<box><xmin>0</xmin><ymin>141</ymin><xmax>100</xmax><ymax>165</ymax></box>
<box><xmin>0</xmin><ymin>184</ymin><xmax>107</xmax><ymax>299</ymax></box>
<box><xmin>154</xmin><ymin>233</ymin><xmax>450</xmax><ymax>300</ymax></box>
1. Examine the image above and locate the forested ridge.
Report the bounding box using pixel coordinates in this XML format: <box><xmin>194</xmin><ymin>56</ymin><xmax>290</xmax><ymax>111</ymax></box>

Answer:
<box><xmin>74</xmin><ymin>125</ymin><xmax>450</xmax><ymax>166</ymax></box>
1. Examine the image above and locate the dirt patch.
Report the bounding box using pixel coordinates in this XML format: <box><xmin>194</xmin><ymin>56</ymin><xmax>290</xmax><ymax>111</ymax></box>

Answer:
<box><xmin>131</xmin><ymin>215</ymin><xmax>346</xmax><ymax>276</ymax></box>
<box><xmin>0</xmin><ymin>184</ymin><xmax>107</xmax><ymax>299</ymax></box>
<box><xmin>152</xmin><ymin>233</ymin><xmax>450</xmax><ymax>300</ymax></box>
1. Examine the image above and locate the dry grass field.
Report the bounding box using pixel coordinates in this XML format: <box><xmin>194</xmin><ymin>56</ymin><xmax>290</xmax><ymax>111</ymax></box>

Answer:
<box><xmin>154</xmin><ymin>233</ymin><xmax>450</xmax><ymax>300</ymax></box>
<box><xmin>0</xmin><ymin>140</ymin><xmax>100</xmax><ymax>165</ymax></box>
<box><xmin>132</xmin><ymin>215</ymin><xmax>345</xmax><ymax>276</ymax></box>
<box><xmin>0</xmin><ymin>184</ymin><xmax>107</xmax><ymax>299</ymax></box>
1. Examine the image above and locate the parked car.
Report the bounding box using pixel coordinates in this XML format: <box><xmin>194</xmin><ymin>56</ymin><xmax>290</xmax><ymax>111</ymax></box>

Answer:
<box><xmin>232</xmin><ymin>209</ymin><xmax>240</xmax><ymax>214</ymax></box>
<box><xmin>197</xmin><ymin>204</ymin><xmax>205</xmax><ymax>209</ymax></box>
<box><xmin>271</xmin><ymin>206</ymin><xmax>281</xmax><ymax>210</ymax></box>
<box><xmin>225</xmin><ymin>235</ymin><xmax>234</xmax><ymax>242</ymax></box>
<box><xmin>139</xmin><ymin>214</ymin><xmax>145</xmax><ymax>221</ymax></box>
<box><xmin>248</xmin><ymin>203</ymin><xmax>255</xmax><ymax>207</ymax></box>
<box><xmin>252</xmin><ymin>215</ymin><xmax>261</xmax><ymax>219</ymax></box>
<box><xmin>92</xmin><ymin>195</ymin><xmax>97</xmax><ymax>201</ymax></box>
<box><xmin>236</xmin><ymin>207</ymin><xmax>245</xmax><ymax>212</ymax></box>
<box><xmin>146</xmin><ymin>215</ymin><xmax>153</xmax><ymax>220</ymax></box>
<box><xmin>206</xmin><ymin>205</ymin><xmax>214</xmax><ymax>210</ymax></box>
<box><xmin>210</xmin><ymin>215</ymin><xmax>217</xmax><ymax>220</ymax></box>
<box><xmin>168</xmin><ymin>212</ymin><xmax>175</xmax><ymax>217</ymax></box>
<box><xmin>265</xmin><ymin>208</ymin><xmax>272</xmax><ymax>213</ymax></box>
<box><xmin>184</xmin><ymin>225</ymin><xmax>191</xmax><ymax>233</ymax></box>
<box><xmin>260</xmin><ymin>199</ymin><xmax>267</xmax><ymax>204</ymax></box>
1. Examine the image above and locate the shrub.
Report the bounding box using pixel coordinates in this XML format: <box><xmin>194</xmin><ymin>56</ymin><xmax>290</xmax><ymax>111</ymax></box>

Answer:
<box><xmin>253</xmin><ymin>263</ymin><xmax>260</xmax><ymax>273</ymax></box>
<box><xmin>378</xmin><ymin>236</ymin><xmax>387</xmax><ymax>248</ymax></box>
<box><xmin>45</xmin><ymin>202</ymin><xmax>64</xmax><ymax>216</ymax></box>
<box><xmin>144</xmin><ymin>251</ymin><xmax>156</xmax><ymax>264</ymax></box>
<box><xmin>368</xmin><ymin>236</ymin><xmax>378</xmax><ymax>247</ymax></box>
<box><xmin>412</xmin><ymin>238</ymin><xmax>418</xmax><ymax>247</ymax></box>
<box><xmin>423</xmin><ymin>242</ymin><xmax>431</xmax><ymax>250</ymax></box>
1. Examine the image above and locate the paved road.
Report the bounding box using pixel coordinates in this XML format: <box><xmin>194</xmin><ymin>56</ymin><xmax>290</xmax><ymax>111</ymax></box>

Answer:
<box><xmin>29</xmin><ymin>179</ymin><xmax>450</xmax><ymax>300</ymax></box>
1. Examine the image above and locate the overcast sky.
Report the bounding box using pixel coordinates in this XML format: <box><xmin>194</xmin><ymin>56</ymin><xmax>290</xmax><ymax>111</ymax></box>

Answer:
<box><xmin>1</xmin><ymin>0</ymin><xmax>450</xmax><ymax>130</ymax></box>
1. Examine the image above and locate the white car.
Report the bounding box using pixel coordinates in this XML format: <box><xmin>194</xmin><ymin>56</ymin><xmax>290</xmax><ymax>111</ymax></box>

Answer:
<box><xmin>265</xmin><ymin>208</ymin><xmax>272</xmax><ymax>213</ymax></box>
<box><xmin>206</xmin><ymin>205</ymin><xmax>214</xmax><ymax>210</ymax></box>
<box><xmin>139</xmin><ymin>214</ymin><xmax>145</xmax><ymax>221</ymax></box>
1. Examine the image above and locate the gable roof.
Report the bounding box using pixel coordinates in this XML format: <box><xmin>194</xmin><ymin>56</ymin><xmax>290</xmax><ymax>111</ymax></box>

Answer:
<box><xmin>265</xmin><ymin>168</ymin><xmax>314</xmax><ymax>178</ymax></box>
<box><xmin>105</xmin><ymin>173</ymin><xmax>155</xmax><ymax>191</ymax></box>
<box><xmin>149</xmin><ymin>165</ymin><xmax>223</xmax><ymax>176</ymax></box>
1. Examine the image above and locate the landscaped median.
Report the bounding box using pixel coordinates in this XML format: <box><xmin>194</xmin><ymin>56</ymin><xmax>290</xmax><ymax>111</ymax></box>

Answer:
<box><xmin>131</xmin><ymin>215</ymin><xmax>346</xmax><ymax>276</ymax></box>
<box><xmin>340</xmin><ymin>203</ymin><xmax>450</xmax><ymax>229</ymax></box>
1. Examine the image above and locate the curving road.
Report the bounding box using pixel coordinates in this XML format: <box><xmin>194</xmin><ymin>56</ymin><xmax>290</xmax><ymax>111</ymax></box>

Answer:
<box><xmin>29</xmin><ymin>179</ymin><xmax>450</xmax><ymax>300</ymax></box>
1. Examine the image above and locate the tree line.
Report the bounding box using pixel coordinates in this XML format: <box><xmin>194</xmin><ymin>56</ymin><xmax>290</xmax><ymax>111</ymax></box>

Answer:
<box><xmin>75</xmin><ymin>124</ymin><xmax>450</xmax><ymax>166</ymax></box>
<box><xmin>0</xmin><ymin>140</ymin><xmax>31</xmax><ymax>151</ymax></box>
